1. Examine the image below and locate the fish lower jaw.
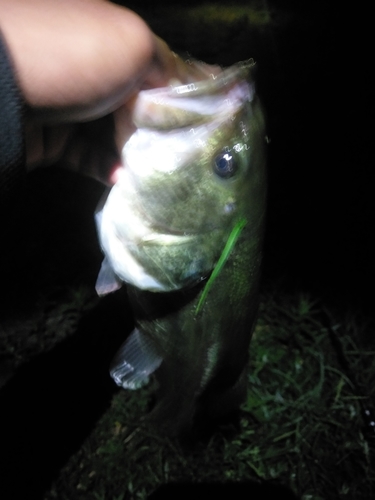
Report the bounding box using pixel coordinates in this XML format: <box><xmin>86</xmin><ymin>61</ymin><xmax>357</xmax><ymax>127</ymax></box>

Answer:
<box><xmin>103</xmin><ymin>228</ymin><xmax>201</xmax><ymax>292</ymax></box>
<box><xmin>115</xmin><ymin>257</ymin><xmax>167</xmax><ymax>292</ymax></box>
<box><xmin>101</xmin><ymin>232</ymin><xmax>167</xmax><ymax>291</ymax></box>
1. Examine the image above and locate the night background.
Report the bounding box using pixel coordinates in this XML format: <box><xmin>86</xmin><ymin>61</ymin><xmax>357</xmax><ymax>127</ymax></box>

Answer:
<box><xmin>0</xmin><ymin>1</ymin><xmax>374</xmax><ymax>499</ymax></box>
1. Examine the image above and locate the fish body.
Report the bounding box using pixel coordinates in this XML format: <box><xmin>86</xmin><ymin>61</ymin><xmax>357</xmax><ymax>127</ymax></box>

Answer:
<box><xmin>96</xmin><ymin>61</ymin><xmax>266</xmax><ymax>435</ymax></box>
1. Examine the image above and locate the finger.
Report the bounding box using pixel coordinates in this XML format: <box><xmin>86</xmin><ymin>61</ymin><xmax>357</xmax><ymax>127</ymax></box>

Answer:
<box><xmin>0</xmin><ymin>0</ymin><xmax>156</xmax><ymax>122</ymax></box>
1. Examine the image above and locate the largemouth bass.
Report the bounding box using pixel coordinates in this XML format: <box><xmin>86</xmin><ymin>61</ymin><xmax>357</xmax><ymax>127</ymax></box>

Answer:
<box><xmin>95</xmin><ymin>60</ymin><xmax>266</xmax><ymax>436</ymax></box>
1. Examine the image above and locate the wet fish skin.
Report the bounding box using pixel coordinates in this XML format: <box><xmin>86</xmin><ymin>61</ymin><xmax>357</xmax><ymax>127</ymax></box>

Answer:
<box><xmin>96</xmin><ymin>61</ymin><xmax>266</xmax><ymax>436</ymax></box>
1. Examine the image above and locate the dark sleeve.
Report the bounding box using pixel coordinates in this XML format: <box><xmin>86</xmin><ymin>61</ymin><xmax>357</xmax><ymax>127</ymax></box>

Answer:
<box><xmin>0</xmin><ymin>31</ymin><xmax>25</xmax><ymax>202</ymax></box>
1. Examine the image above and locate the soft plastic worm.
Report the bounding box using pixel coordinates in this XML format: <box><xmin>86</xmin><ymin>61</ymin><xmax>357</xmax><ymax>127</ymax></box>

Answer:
<box><xmin>195</xmin><ymin>217</ymin><xmax>247</xmax><ymax>315</ymax></box>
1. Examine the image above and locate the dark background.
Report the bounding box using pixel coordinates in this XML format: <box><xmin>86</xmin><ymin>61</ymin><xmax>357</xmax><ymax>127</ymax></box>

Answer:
<box><xmin>257</xmin><ymin>0</ymin><xmax>374</xmax><ymax>317</ymax></box>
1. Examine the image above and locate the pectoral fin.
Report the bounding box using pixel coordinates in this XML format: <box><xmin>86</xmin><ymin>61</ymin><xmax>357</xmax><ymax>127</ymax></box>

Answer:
<box><xmin>95</xmin><ymin>257</ymin><xmax>122</xmax><ymax>296</ymax></box>
<box><xmin>110</xmin><ymin>328</ymin><xmax>163</xmax><ymax>390</ymax></box>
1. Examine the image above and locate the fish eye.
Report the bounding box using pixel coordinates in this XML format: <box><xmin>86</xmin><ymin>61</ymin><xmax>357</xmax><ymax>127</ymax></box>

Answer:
<box><xmin>213</xmin><ymin>151</ymin><xmax>237</xmax><ymax>179</ymax></box>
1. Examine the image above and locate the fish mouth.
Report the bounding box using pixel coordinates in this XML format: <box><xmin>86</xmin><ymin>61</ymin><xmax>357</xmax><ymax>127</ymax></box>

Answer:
<box><xmin>132</xmin><ymin>199</ymin><xmax>218</xmax><ymax>242</ymax></box>
<box><xmin>137</xmin><ymin>221</ymin><xmax>219</xmax><ymax>246</ymax></box>
<box><xmin>142</xmin><ymin>217</ymin><xmax>193</xmax><ymax>238</ymax></box>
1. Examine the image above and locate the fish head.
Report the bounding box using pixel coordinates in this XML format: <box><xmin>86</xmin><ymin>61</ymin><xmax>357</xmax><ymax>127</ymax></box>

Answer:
<box><xmin>96</xmin><ymin>61</ymin><xmax>266</xmax><ymax>293</ymax></box>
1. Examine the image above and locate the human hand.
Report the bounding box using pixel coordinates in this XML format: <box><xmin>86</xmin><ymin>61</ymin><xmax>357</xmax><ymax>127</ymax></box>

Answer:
<box><xmin>0</xmin><ymin>0</ymin><xmax>212</xmax><ymax>185</ymax></box>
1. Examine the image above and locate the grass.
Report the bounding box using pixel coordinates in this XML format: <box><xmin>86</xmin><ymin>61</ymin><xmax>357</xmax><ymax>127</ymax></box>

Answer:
<box><xmin>0</xmin><ymin>285</ymin><xmax>98</xmax><ymax>388</ymax></box>
<box><xmin>43</xmin><ymin>291</ymin><xmax>375</xmax><ymax>500</ymax></box>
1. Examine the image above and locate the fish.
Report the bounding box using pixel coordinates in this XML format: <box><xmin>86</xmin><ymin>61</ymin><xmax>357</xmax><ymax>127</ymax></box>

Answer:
<box><xmin>95</xmin><ymin>60</ymin><xmax>267</xmax><ymax>436</ymax></box>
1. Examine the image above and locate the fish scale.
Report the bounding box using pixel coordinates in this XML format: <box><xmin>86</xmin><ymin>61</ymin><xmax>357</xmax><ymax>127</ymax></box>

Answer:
<box><xmin>96</xmin><ymin>60</ymin><xmax>266</xmax><ymax>436</ymax></box>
